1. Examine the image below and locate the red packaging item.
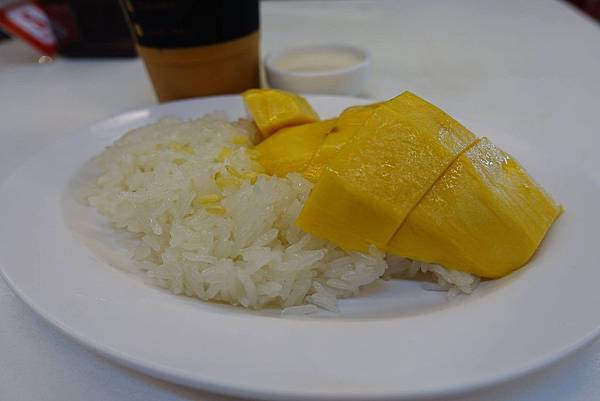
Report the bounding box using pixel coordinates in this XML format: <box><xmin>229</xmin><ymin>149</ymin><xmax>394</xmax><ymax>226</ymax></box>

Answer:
<box><xmin>0</xmin><ymin>0</ymin><xmax>57</xmax><ymax>55</ymax></box>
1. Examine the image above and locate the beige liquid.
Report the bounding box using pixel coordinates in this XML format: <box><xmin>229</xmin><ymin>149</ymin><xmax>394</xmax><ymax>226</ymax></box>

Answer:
<box><xmin>274</xmin><ymin>48</ymin><xmax>363</xmax><ymax>72</ymax></box>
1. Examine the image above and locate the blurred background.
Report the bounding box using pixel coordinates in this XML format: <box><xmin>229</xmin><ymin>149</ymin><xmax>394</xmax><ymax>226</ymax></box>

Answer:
<box><xmin>0</xmin><ymin>0</ymin><xmax>598</xmax><ymax>52</ymax></box>
<box><xmin>1</xmin><ymin>0</ymin><xmax>598</xmax><ymax>103</ymax></box>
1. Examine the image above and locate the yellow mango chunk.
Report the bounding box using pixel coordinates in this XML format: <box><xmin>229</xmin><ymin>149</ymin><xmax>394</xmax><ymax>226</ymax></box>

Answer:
<box><xmin>297</xmin><ymin>91</ymin><xmax>478</xmax><ymax>251</ymax></box>
<box><xmin>387</xmin><ymin>138</ymin><xmax>562</xmax><ymax>278</ymax></box>
<box><xmin>303</xmin><ymin>103</ymin><xmax>380</xmax><ymax>182</ymax></box>
<box><xmin>255</xmin><ymin>119</ymin><xmax>336</xmax><ymax>178</ymax></box>
<box><xmin>242</xmin><ymin>89</ymin><xmax>319</xmax><ymax>138</ymax></box>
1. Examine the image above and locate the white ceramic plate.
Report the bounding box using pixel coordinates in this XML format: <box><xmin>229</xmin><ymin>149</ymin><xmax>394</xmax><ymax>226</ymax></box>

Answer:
<box><xmin>0</xmin><ymin>95</ymin><xmax>599</xmax><ymax>401</ymax></box>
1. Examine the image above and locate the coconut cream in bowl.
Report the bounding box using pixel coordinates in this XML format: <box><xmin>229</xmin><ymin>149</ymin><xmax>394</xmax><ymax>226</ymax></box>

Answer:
<box><xmin>265</xmin><ymin>44</ymin><xmax>370</xmax><ymax>96</ymax></box>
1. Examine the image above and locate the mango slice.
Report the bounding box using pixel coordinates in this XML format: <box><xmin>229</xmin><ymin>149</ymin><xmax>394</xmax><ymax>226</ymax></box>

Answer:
<box><xmin>303</xmin><ymin>103</ymin><xmax>380</xmax><ymax>182</ymax></box>
<box><xmin>387</xmin><ymin>138</ymin><xmax>562</xmax><ymax>278</ymax></box>
<box><xmin>297</xmin><ymin>91</ymin><xmax>477</xmax><ymax>251</ymax></box>
<box><xmin>255</xmin><ymin>119</ymin><xmax>336</xmax><ymax>178</ymax></box>
<box><xmin>242</xmin><ymin>89</ymin><xmax>319</xmax><ymax>138</ymax></box>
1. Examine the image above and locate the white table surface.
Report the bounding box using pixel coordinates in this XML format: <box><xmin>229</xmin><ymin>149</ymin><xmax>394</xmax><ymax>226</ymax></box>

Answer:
<box><xmin>1</xmin><ymin>1</ymin><xmax>599</xmax><ymax>400</ymax></box>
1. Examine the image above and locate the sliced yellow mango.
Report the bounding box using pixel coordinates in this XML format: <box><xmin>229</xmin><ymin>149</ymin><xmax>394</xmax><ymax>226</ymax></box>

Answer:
<box><xmin>254</xmin><ymin>119</ymin><xmax>336</xmax><ymax>178</ymax></box>
<box><xmin>242</xmin><ymin>89</ymin><xmax>319</xmax><ymax>138</ymax></box>
<box><xmin>297</xmin><ymin>91</ymin><xmax>478</xmax><ymax>251</ymax></box>
<box><xmin>387</xmin><ymin>138</ymin><xmax>562</xmax><ymax>278</ymax></box>
<box><xmin>303</xmin><ymin>103</ymin><xmax>380</xmax><ymax>182</ymax></box>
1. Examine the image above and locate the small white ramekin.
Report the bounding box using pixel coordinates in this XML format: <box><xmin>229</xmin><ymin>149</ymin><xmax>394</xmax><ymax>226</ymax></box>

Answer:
<box><xmin>264</xmin><ymin>44</ymin><xmax>370</xmax><ymax>96</ymax></box>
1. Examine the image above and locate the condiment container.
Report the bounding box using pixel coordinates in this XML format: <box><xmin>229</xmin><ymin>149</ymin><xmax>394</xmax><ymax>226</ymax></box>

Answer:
<box><xmin>265</xmin><ymin>44</ymin><xmax>370</xmax><ymax>96</ymax></box>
